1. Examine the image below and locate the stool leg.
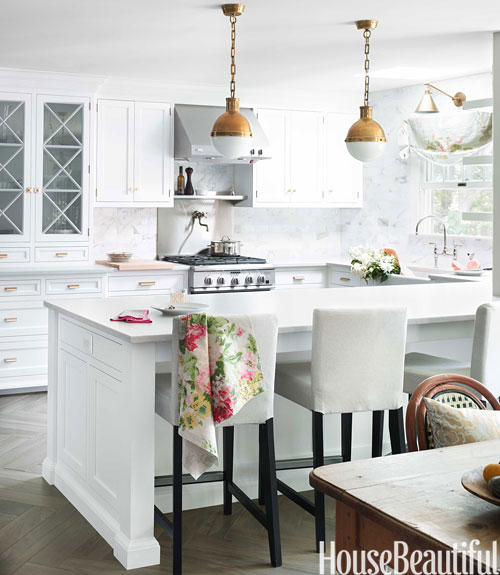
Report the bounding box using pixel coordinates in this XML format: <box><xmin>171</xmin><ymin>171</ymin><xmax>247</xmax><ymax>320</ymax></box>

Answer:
<box><xmin>173</xmin><ymin>426</ymin><xmax>183</xmax><ymax>575</ymax></box>
<box><xmin>389</xmin><ymin>407</ymin><xmax>406</xmax><ymax>455</ymax></box>
<box><xmin>341</xmin><ymin>413</ymin><xmax>353</xmax><ymax>462</ymax></box>
<box><xmin>223</xmin><ymin>426</ymin><xmax>234</xmax><ymax>515</ymax></box>
<box><xmin>258</xmin><ymin>424</ymin><xmax>265</xmax><ymax>505</ymax></box>
<box><xmin>260</xmin><ymin>419</ymin><xmax>282</xmax><ymax>567</ymax></box>
<box><xmin>372</xmin><ymin>410</ymin><xmax>384</xmax><ymax>458</ymax></box>
<box><xmin>312</xmin><ymin>411</ymin><xmax>325</xmax><ymax>553</ymax></box>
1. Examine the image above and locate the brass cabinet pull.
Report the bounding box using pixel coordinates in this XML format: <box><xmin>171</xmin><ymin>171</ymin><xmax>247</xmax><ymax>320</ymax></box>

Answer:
<box><xmin>34</xmin><ymin>187</ymin><xmax>40</xmax><ymax>194</ymax></box>
<box><xmin>292</xmin><ymin>189</ymin><xmax>297</xmax><ymax>193</ymax></box>
<box><xmin>4</xmin><ymin>286</ymin><xmax>18</xmax><ymax>292</ymax></box>
<box><xmin>139</xmin><ymin>281</ymin><xmax>156</xmax><ymax>286</ymax></box>
<box><xmin>26</xmin><ymin>186</ymin><xmax>32</xmax><ymax>193</ymax></box>
<box><xmin>4</xmin><ymin>358</ymin><xmax>17</xmax><ymax>363</ymax></box>
<box><xmin>339</xmin><ymin>277</ymin><xmax>351</xmax><ymax>282</ymax></box>
<box><xmin>0</xmin><ymin>254</ymin><xmax>8</xmax><ymax>258</ymax></box>
<box><xmin>56</xmin><ymin>252</ymin><xmax>68</xmax><ymax>257</ymax></box>
<box><xmin>293</xmin><ymin>276</ymin><xmax>305</xmax><ymax>281</ymax></box>
<box><xmin>4</xmin><ymin>317</ymin><xmax>17</xmax><ymax>322</ymax></box>
<box><xmin>67</xmin><ymin>284</ymin><xmax>80</xmax><ymax>289</ymax></box>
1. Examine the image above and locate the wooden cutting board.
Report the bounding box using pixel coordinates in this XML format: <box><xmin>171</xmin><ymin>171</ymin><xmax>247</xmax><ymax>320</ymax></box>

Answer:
<box><xmin>95</xmin><ymin>259</ymin><xmax>176</xmax><ymax>271</ymax></box>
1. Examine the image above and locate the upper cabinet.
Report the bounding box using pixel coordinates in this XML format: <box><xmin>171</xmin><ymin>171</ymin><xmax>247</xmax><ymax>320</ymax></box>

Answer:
<box><xmin>35</xmin><ymin>95</ymin><xmax>90</xmax><ymax>242</ymax></box>
<box><xmin>96</xmin><ymin>100</ymin><xmax>173</xmax><ymax>207</ymax></box>
<box><xmin>0</xmin><ymin>93</ymin><xmax>31</xmax><ymax>243</ymax></box>
<box><xmin>238</xmin><ymin>108</ymin><xmax>362</xmax><ymax>208</ymax></box>
<box><xmin>0</xmin><ymin>91</ymin><xmax>91</xmax><ymax>251</ymax></box>
<box><xmin>324</xmin><ymin>112</ymin><xmax>363</xmax><ymax>207</ymax></box>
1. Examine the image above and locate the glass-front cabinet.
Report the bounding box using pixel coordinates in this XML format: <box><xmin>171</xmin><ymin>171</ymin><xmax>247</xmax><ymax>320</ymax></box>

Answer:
<box><xmin>35</xmin><ymin>95</ymin><xmax>89</xmax><ymax>242</ymax></box>
<box><xmin>0</xmin><ymin>93</ymin><xmax>31</xmax><ymax>243</ymax></box>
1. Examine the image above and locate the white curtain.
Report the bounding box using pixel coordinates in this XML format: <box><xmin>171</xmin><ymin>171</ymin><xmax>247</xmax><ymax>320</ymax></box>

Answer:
<box><xmin>400</xmin><ymin>111</ymin><xmax>492</xmax><ymax>165</ymax></box>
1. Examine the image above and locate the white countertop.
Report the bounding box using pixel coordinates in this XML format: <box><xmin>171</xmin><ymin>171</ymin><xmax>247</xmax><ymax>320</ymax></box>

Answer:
<box><xmin>45</xmin><ymin>281</ymin><xmax>494</xmax><ymax>344</ymax></box>
<box><xmin>0</xmin><ymin>263</ymin><xmax>189</xmax><ymax>276</ymax></box>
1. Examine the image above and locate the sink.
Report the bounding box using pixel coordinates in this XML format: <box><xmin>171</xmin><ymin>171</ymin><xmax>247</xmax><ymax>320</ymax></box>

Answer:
<box><xmin>407</xmin><ymin>265</ymin><xmax>454</xmax><ymax>278</ymax></box>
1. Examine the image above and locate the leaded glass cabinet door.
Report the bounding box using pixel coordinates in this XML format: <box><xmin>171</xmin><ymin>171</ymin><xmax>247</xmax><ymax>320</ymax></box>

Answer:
<box><xmin>35</xmin><ymin>95</ymin><xmax>89</xmax><ymax>242</ymax></box>
<box><xmin>0</xmin><ymin>93</ymin><xmax>31</xmax><ymax>243</ymax></box>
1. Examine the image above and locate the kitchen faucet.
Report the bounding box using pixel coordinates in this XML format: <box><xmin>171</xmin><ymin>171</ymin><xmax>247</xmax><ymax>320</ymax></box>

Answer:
<box><xmin>415</xmin><ymin>215</ymin><xmax>462</xmax><ymax>267</ymax></box>
<box><xmin>192</xmin><ymin>210</ymin><xmax>209</xmax><ymax>232</ymax></box>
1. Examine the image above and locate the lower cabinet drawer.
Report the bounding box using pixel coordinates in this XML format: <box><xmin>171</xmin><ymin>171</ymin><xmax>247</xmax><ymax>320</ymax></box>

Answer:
<box><xmin>0</xmin><ymin>340</ymin><xmax>47</xmax><ymax>378</ymax></box>
<box><xmin>60</xmin><ymin>318</ymin><xmax>124</xmax><ymax>372</ymax></box>
<box><xmin>0</xmin><ymin>247</ymin><xmax>30</xmax><ymax>264</ymax></box>
<box><xmin>45</xmin><ymin>277</ymin><xmax>103</xmax><ymax>296</ymax></box>
<box><xmin>107</xmin><ymin>273</ymin><xmax>185</xmax><ymax>293</ymax></box>
<box><xmin>35</xmin><ymin>246</ymin><xmax>89</xmax><ymax>263</ymax></box>
<box><xmin>275</xmin><ymin>268</ymin><xmax>326</xmax><ymax>287</ymax></box>
<box><xmin>0</xmin><ymin>280</ymin><xmax>41</xmax><ymax>297</ymax></box>
<box><xmin>328</xmin><ymin>269</ymin><xmax>362</xmax><ymax>287</ymax></box>
<box><xmin>0</xmin><ymin>305</ymin><xmax>48</xmax><ymax>336</ymax></box>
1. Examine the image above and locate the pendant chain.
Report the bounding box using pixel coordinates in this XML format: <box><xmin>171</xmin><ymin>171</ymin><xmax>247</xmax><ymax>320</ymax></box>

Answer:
<box><xmin>363</xmin><ymin>29</ymin><xmax>371</xmax><ymax>107</ymax></box>
<box><xmin>230</xmin><ymin>15</ymin><xmax>237</xmax><ymax>99</ymax></box>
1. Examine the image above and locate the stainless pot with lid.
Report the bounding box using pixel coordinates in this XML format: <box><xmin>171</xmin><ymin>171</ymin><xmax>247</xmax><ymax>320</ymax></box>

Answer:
<box><xmin>209</xmin><ymin>236</ymin><xmax>243</xmax><ymax>256</ymax></box>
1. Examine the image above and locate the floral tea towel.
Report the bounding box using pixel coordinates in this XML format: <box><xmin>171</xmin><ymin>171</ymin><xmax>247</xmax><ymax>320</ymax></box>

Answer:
<box><xmin>177</xmin><ymin>314</ymin><xmax>264</xmax><ymax>479</ymax></box>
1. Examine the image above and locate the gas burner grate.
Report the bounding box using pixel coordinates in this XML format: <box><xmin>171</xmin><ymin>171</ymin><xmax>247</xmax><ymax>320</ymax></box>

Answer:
<box><xmin>162</xmin><ymin>255</ymin><xmax>267</xmax><ymax>266</ymax></box>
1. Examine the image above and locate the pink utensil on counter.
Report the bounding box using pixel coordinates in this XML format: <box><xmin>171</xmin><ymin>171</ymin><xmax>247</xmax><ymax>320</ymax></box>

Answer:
<box><xmin>110</xmin><ymin>310</ymin><xmax>152</xmax><ymax>324</ymax></box>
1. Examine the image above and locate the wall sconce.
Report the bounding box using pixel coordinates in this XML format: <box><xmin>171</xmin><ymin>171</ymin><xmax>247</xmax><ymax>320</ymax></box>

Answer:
<box><xmin>415</xmin><ymin>83</ymin><xmax>466</xmax><ymax>113</ymax></box>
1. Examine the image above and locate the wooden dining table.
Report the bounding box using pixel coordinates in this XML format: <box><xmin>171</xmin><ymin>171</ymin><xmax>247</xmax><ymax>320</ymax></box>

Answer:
<box><xmin>310</xmin><ymin>439</ymin><xmax>500</xmax><ymax>575</ymax></box>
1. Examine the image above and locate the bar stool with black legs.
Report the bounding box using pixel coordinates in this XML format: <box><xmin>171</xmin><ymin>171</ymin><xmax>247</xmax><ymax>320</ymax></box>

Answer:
<box><xmin>155</xmin><ymin>313</ymin><xmax>281</xmax><ymax>575</ymax></box>
<box><xmin>273</xmin><ymin>306</ymin><xmax>408</xmax><ymax>551</ymax></box>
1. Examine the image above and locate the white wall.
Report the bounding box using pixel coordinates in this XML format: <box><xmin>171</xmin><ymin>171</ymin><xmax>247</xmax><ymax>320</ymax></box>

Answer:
<box><xmin>493</xmin><ymin>34</ymin><xmax>500</xmax><ymax>296</ymax></box>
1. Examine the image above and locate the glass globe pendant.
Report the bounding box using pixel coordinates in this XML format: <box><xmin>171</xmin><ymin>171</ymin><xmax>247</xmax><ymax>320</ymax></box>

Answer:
<box><xmin>345</xmin><ymin>20</ymin><xmax>386</xmax><ymax>162</ymax></box>
<box><xmin>211</xmin><ymin>4</ymin><xmax>252</xmax><ymax>159</ymax></box>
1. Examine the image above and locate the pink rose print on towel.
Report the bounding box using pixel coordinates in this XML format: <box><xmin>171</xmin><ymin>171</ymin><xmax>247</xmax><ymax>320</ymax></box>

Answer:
<box><xmin>184</xmin><ymin>321</ymin><xmax>207</xmax><ymax>352</ymax></box>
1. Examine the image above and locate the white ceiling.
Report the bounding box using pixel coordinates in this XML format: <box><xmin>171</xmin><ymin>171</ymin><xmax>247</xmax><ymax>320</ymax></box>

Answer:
<box><xmin>1</xmin><ymin>0</ymin><xmax>496</xmax><ymax>93</ymax></box>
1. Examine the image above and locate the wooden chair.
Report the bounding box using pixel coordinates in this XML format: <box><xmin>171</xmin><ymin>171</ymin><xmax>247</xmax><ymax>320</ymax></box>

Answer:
<box><xmin>406</xmin><ymin>374</ymin><xmax>500</xmax><ymax>452</ymax></box>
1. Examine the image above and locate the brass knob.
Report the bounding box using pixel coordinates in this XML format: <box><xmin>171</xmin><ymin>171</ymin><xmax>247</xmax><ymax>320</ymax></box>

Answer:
<box><xmin>135</xmin><ymin>187</ymin><xmax>139</xmax><ymax>191</ymax></box>
<box><xmin>34</xmin><ymin>187</ymin><xmax>40</xmax><ymax>194</ymax></box>
<box><xmin>26</xmin><ymin>186</ymin><xmax>32</xmax><ymax>193</ymax></box>
<box><xmin>129</xmin><ymin>187</ymin><xmax>133</xmax><ymax>192</ymax></box>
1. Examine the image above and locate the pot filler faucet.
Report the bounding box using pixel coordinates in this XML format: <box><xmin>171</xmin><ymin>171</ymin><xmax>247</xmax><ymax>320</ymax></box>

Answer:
<box><xmin>415</xmin><ymin>215</ymin><xmax>462</xmax><ymax>268</ymax></box>
<box><xmin>192</xmin><ymin>210</ymin><xmax>209</xmax><ymax>232</ymax></box>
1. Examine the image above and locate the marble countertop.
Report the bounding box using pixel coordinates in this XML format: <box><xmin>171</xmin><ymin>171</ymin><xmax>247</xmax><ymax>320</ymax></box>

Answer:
<box><xmin>45</xmin><ymin>281</ymin><xmax>493</xmax><ymax>344</ymax></box>
<box><xmin>0</xmin><ymin>263</ymin><xmax>189</xmax><ymax>276</ymax></box>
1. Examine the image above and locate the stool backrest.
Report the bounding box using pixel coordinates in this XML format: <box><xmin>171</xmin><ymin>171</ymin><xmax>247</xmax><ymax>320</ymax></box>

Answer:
<box><xmin>471</xmin><ymin>302</ymin><xmax>500</xmax><ymax>398</ymax></box>
<box><xmin>406</xmin><ymin>374</ymin><xmax>500</xmax><ymax>451</ymax></box>
<box><xmin>171</xmin><ymin>313</ymin><xmax>278</xmax><ymax>425</ymax></box>
<box><xmin>310</xmin><ymin>306</ymin><xmax>407</xmax><ymax>414</ymax></box>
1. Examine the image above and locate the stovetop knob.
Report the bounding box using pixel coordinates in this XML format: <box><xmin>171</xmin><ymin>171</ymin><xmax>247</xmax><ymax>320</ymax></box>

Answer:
<box><xmin>231</xmin><ymin>277</ymin><xmax>239</xmax><ymax>286</ymax></box>
<box><xmin>245</xmin><ymin>276</ymin><xmax>253</xmax><ymax>284</ymax></box>
<box><xmin>204</xmin><ymin>276</ymin><xmax>212</xmax><ymax>285</ymax></box>
<box><xmin>257</xmin><ymin>274</ymin><xmax>266</xmax><ymax>284</ymax></box>
<box><xmin>217</xmin><ymin>276</ymin><xmax>225</xmax><ymax>285</ymax></box>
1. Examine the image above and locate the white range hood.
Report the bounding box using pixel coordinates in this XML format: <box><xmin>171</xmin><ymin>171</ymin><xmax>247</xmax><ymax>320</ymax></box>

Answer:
<box><xmin>174</xmin><ymin>104</ymin><xmax>271</xmax><ymax>164</ymax></box>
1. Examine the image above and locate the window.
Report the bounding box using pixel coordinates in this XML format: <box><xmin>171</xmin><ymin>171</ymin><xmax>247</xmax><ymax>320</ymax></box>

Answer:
<box><xmin>418</xmin><ymin>159</ymin><xmax>493</xmax><ymax>237</ymax></box>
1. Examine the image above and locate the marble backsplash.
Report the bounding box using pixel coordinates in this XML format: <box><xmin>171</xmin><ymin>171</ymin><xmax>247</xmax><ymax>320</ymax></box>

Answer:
<box><xmin>93</xmin><ymin>72</ymin><xmax>493</xmax><ymax>267</ymax></box>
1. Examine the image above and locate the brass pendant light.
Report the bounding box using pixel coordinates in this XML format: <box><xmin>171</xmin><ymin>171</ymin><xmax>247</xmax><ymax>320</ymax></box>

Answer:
<box><xmin>415</xmin><ymin>83</ymin><xmax>466</xmax><ymax>113</ymax></box>
<box><xmin>345</xmin><ymin>20</ymin><xmax>386</xmax><ymax>162</ymax></box>
<box><xmin>210</xmin><ymin>3</ymin><xmax>253</xmax><ymax>159</ymax></box>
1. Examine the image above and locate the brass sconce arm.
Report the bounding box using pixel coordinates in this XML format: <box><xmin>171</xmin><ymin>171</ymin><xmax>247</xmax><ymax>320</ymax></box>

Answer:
<box><xmin>425</xmin><ymin>83</ymin><xmax>466</xmax><ymax>107</ymax></box>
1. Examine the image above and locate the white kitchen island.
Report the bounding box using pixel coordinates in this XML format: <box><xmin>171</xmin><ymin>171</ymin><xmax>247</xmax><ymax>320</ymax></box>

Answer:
<box><xmin>42</xmin><ymin>281</ymin><xmax>493</xmax><ymax>569</ymax></box>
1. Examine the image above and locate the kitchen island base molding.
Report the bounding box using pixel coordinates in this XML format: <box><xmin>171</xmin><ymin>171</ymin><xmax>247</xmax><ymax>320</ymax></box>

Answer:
<box><xmin>45</xmin><ymin>463</ymin><xmax>161</xmax><ymax>569</ymax></box>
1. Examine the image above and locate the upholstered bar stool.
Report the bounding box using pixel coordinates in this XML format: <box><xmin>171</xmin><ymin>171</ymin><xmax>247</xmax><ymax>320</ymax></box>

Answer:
<box><xmin>155</xmin><ymin>314</ymin><xmax>281</xmax><ymax>575</ymax></box>
<box><xmin>404</xmin><ymin>302</ymin><xmax>500</xmax><ymax>398</ymax></box>
<box><xmin>274</xmin><ymin>306</ymin><xmax>408</xmax><ymax>551</ymax></box>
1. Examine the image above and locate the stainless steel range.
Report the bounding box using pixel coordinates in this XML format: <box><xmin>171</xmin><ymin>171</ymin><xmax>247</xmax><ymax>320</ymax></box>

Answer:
<box><xmin>162</xmin><ymin>254</ymin><xmax>275</xmax><ymax>294</ymax></box>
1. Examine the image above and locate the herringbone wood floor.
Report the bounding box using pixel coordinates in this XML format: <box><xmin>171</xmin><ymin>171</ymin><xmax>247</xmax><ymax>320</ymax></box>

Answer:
<box><xmin>0</xmin><ymin>392</ymin><xmax>335</xmax><ymax>574</ymax></box>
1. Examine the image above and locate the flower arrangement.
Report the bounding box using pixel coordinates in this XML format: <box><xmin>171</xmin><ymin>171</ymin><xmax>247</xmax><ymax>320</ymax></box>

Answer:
<box><xmin>349</xmin><ymin>246</ymin><xmax>401</xmax><ymax>283</ymax></box>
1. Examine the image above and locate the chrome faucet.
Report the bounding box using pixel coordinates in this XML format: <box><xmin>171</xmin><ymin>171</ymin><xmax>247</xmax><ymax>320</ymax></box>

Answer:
<box><xmin>415</xmin><ymin>215</ymin><xmax>451</xmax><ymax>256</ymax></box>
<box><xmin>192</xmin><ymin>210</ymin><xmax>209</xmax><ymax>232</ymax></box>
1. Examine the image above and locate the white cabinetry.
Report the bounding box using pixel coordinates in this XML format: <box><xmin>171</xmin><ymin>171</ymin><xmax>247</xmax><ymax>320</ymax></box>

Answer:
<box><xmin>324</xmin><ymin>113</ymin><xmax>363</xmax><ymax>207</ymax></box>
<box><xmin>96</xmin><ymin>100</ymin><xmax>173</xmax><ymax>206</ymax></box>
<box><xmin>275</xmin><ymin>266</ymin><xmax>326</xmax><ymax>289</ymax></box>
<box><xmin>0</xmin><ymin>92</ymin><xmax>91</xmax><ymax>252</ymax></box>
<box><xmin>238</xmin><ymin>108</ymin><xmax>362</xmax><ymax>208</ymax></box>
